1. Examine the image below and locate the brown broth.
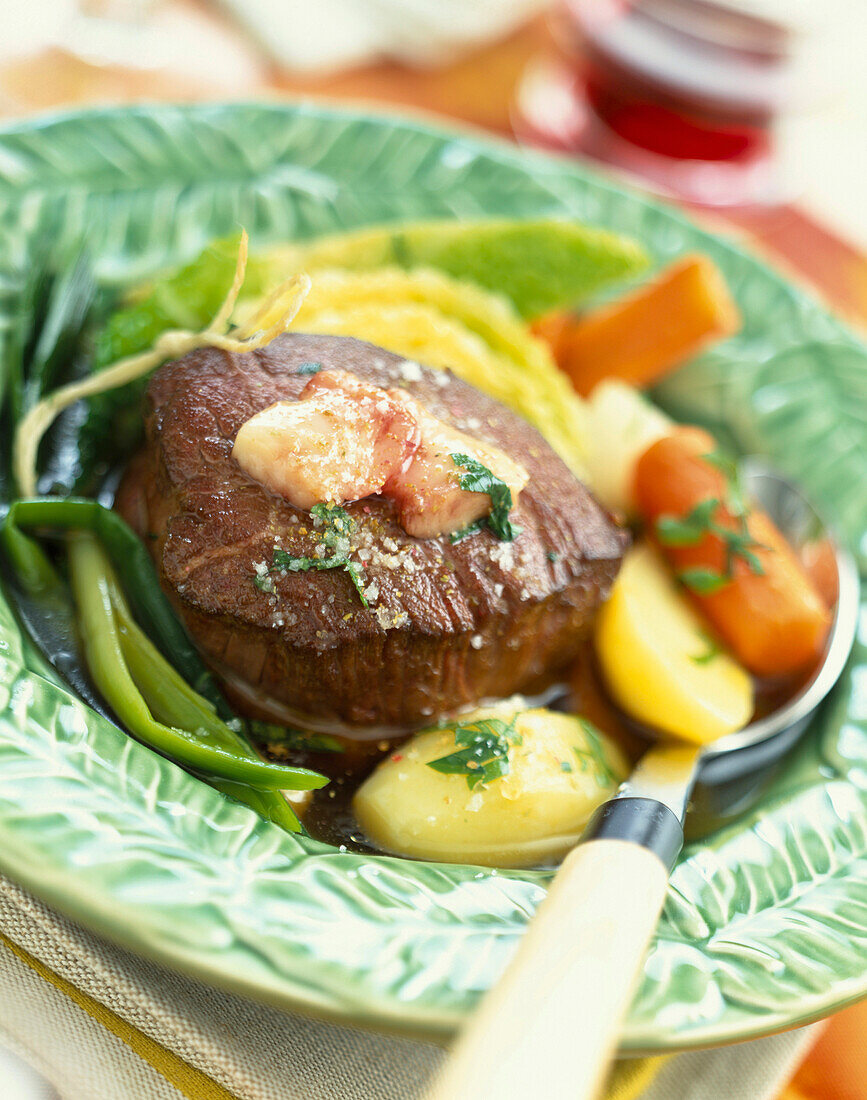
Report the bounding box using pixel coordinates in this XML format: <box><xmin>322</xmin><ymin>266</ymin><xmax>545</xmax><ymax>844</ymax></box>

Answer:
<box><xmin>262</xmin><ymin>736</ymin><xmax>390</xmax><ymax>852</ymax></box>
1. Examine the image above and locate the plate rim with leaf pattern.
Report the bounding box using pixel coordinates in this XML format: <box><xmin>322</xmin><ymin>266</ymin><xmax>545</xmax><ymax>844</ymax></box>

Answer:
<box><xmin>0</xmin><ymin>101</ymin><xmax>865</xmax><ymax>1052</ymax></box>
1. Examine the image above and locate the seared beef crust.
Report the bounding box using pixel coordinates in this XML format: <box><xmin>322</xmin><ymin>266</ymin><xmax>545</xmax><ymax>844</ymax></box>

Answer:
<box><xmin>117</xmin><ymin>333</ymin><xmax>628</xmax><ymax>735</ymax></box>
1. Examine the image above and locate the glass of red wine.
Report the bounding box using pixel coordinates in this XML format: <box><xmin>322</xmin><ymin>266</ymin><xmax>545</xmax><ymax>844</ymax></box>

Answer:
<box><xmin>515</xmin><ymin>0</ymin><xmax>804</xmax><ymax>207</ymax></box>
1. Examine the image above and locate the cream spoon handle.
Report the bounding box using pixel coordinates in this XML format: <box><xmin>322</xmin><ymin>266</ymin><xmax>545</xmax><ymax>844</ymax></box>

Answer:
<box><xmin>426</xmin><ymin>838</ymin><xmax>670</xmax><ymax>1100</ymax></box>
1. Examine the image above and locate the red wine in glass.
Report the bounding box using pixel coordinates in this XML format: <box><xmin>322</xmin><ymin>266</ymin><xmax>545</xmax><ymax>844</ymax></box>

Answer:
<box><xmin>515</xmin><ymin>0</ymin><xmax>799</xmax><ymax>206</ymax></box>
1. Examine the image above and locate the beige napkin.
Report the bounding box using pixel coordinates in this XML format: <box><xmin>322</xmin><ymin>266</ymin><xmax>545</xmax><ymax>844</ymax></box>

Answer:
<box><xmin>0</xmin><ymin>873</ymin><xmax>817</xmax><ymax>1100</ymax></box>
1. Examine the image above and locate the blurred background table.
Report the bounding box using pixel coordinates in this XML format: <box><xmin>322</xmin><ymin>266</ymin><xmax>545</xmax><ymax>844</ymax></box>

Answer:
<box><xmin>0</xmin><ymin>3</ymin><xmax>864</xmax><ymax>1099</ymax></box>
<box><xmin>1</xmin><ymin>0</ymin><xmax>865</xmax><ymax>324</ymax></box>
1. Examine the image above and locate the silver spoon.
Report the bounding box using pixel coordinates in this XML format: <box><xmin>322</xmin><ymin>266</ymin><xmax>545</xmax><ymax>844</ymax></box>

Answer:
<box><xmin>428</xmin><ymin>461</ymin><xmax>860</xmax><ymax>1100</ymax></box>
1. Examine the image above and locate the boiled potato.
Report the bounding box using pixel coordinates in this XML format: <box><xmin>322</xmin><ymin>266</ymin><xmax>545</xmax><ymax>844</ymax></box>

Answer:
<box><xmin>595</xmin><ymin>542</ymin><xmax>754</xmax><ymax>743</ymax></box>
<box><xmin>585</xmin><ymin>381</ymin><xmax>672</xmax><ymax>515</ymax></box>
<box><xmin>353</xmin><ymin>703</ymin><xmax>627</xmax><ymax>868</ymax></box>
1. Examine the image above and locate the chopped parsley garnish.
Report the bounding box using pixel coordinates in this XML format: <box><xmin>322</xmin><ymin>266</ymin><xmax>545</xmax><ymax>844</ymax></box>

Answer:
<box><xmin>427</xmin><ymin>715</ymin><xmax>522</xmax><ymax>790</ymax></box>
<box><xmin>655</xmin><ymin>499</ymin><xmax>719</xmax><ymax>547</ymax></box>
<box><xmin>572</xmin><ymin>719</ymin><xmax>618</xmax><ymax>789</ymax></box>
<box><xmin>295</xmin><ymin>361</ymin><xmax>324</xmax><ymax>375</ymax></box>
<box><xmin>311</xmin><ymin>501</ymin><xmax>353</xmax><ymax>551</ymax></box>
<box><xmin>449</xmin><ymin>520</ymin><xmax>483</xmax><ymax>544</ymax></box>
<box><xmin>691</xmin><ymin>634</ymin><xmax>723</xmax><ymax>666</ymax></box>
<box><xmin>676</xmin><ymin>567</ymin><xmax>731</xmax><ymax>595</ymax></box>
<box><xmin>450</xmin><ymin>453</ymin><xmax>521</xmax><ymax>542</ymax></box>
<box><xmin>254</xmin><ymin>502</ymin><xmax>368</xmax><ymax>606</ymax></box>
<box><xmin>703</xmin><ymin>450</ymin><xmax>748</xmax><ymax>517</ymax></box>
<box><xmin>655</xmin><ymin>451</ymin><xmax>768</xmax><ymax>596</ymax></box>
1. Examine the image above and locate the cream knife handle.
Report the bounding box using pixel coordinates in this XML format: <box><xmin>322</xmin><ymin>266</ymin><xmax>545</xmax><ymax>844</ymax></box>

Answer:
<box><xmin>426</xmin><ymin>800</ymin><xmax>682</xmax><ymax>1100</ymax></box>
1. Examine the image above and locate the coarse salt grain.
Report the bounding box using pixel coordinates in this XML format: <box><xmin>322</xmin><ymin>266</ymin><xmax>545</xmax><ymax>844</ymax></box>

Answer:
<box><xmin>489</xmin><ymin>543</ymin><xmax>515</xmax><ymax>570</ymax></box>
<box><xmin>398</xmin><ymin>359</ymin><xmax>423</xmax><ymax>382</ymax></box>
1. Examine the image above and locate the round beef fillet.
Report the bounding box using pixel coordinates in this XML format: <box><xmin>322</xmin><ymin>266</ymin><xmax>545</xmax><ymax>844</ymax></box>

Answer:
<box><xmin>117</xmin><ymin>333</ymin><xmax>628</xmax><ymax>737</ymax></box>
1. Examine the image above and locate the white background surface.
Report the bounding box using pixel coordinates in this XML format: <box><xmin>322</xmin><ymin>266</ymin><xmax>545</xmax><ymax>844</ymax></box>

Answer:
<box><xmin>778</xmin><ymin>0</ymin><xmax>867</xmax><ymax>247</ymax></box>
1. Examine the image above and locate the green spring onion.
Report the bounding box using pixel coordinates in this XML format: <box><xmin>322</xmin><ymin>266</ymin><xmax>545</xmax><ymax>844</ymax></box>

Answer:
<box><xmin>2</xmin><ymin>497</ymin><xmax>230</xmax><ymax>715</ymax></box>
<box><xmin>0</xmin><ymin>505</ymin><xmax>319</xmax><ymax>830</ymax></box>
<box><xmin>105</xmin><ymin>569</ymin><xmax>306</xmax><ymax>831</ymax></box>
<box><xmin>67</xmin><ymin>531</ymin><xmax>325</xmax><ymax>794</ymax></box>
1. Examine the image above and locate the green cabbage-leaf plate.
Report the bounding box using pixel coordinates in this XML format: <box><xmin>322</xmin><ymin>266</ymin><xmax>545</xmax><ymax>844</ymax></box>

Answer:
<box><xmin>0</xmin><ymin>103</ymin><xmax>865</xmax><ymax>1053</ymax></box>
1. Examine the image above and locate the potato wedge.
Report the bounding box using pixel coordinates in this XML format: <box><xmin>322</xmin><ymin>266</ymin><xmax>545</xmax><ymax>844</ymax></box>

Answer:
<box><xmin>353</xmin><ymin>703</ymin><xmax>627</xmax><ymax>868</ymax></box>
<box><xmin>595</xmin><ymin>542</ymin><xmax>754</xmax><ymax>743</ymax></box>
<box><xmin>585</xmin><ymin>380</ymin><xmax>672</xmax><ymax>516</ymax></box>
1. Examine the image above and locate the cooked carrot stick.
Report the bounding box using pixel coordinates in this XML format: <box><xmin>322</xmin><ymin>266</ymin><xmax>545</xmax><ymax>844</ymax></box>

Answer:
<box><xmin>634</xmin><ymin>427</ymin><xmax>832</xmax><ymax>678</ymax></box>
<box><xmin>533</xmin><ymin>255</ymin><xmax>741</xmax><ymax>397</ymax></box>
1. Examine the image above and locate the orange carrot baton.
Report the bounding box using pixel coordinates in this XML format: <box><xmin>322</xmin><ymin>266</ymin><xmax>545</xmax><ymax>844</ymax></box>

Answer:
<box><xmin>533</xmin><ymin>255</ymin><xmax>741</xmax><ymax>397</ymax></box>
<box><xmin>633</xmin><ymin>427</ymin><xmax>832</xmax><ymax>678</ymax></box>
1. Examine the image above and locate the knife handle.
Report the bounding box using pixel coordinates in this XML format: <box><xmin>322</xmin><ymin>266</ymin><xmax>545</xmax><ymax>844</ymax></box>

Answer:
<box><xmin>426</xmin><ymin>800</ymin><xmax>681</xmax><ymax>1100</ymax></box>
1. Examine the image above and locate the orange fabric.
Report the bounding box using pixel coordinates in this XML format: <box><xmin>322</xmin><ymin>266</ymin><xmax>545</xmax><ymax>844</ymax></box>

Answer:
<box><xmin>781</xmin><ymin>1001</ymin><xmax>867</xmax><ymax>1100</ymax></box>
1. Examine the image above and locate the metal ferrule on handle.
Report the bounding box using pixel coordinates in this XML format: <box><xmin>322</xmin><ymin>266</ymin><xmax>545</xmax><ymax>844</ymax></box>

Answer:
<box><xmin>582</xmin><ymin>796</ymin><xmax>685</xmax><ymax>871</ymax></box>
